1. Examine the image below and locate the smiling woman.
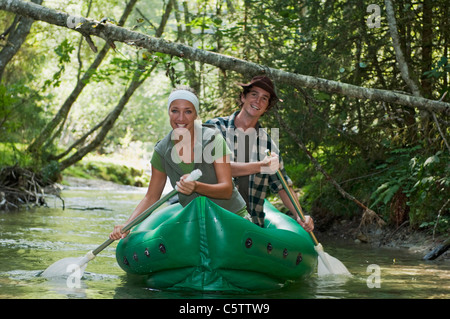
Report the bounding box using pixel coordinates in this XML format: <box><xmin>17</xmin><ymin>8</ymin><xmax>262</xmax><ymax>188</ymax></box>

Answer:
<box><xmin>109</xmin><ymin>85</ymin><xmax>248</xmax><ymax>241</ymax></box>
<box><xmin>168</xmin><ymin>87</ymin><xmax>199</xmax><ymax>164</ymax></box>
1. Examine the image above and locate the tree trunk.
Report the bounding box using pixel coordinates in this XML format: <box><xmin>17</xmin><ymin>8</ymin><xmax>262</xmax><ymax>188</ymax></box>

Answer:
<box><xmin>385</xmin><ymin>0</ymin><xmax>449</xmax><ymax>150</ymax></box>
<box><xmin>385</xmin><ymin>0</ymin><xmax>420</xmax><ymax>143</ymax></box>
<box><xmin>58</xmin><ymin>64</ymin><xmax>156</xmax><ymax>171</ymax></box>
<box><xmin>421</xmin><ymin>0</ymin><xmax>433</xmax><ymax>99</ymax></box>
<box><xmin>1</xmin><ymin>0</ymin><xmax>449</xmax><ymax>115</ymax></box>
<box><xmin>0</xmin><ymin>0</ymin><xmax>43</xmax><ymax>82</ymax></box>
<box><xmin>26</xmin><ymin>0</ymin><xmax>139</xmax><ymax>155</ymax></box>
<box><xmin>385</xmin><ymin>0</ymin><xmax>421</xmax><ymax>97</ymax></box>
<box><xmin>57</xmin><ymin>1</ymin><xmax>173</xmax><ymax>172</ymax></box>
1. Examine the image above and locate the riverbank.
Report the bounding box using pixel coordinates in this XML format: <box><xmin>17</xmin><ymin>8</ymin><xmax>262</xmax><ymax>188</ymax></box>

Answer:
<box><xmin>61</xmin><ymin>176</ymin><xmax>449</xmax><ymax>261</ymax></box>
<box><xmin>62</xmin><ymin>176</ymin><xmax>143</xmax><ymax>190</ymax></box>
<box><xmin>315</xmin><ymin>217</ymin><xmax>449</xmax><ymax>261</ymax></box>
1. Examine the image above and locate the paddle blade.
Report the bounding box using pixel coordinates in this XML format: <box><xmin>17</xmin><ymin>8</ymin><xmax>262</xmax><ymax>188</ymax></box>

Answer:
<box><xmin>315</xmin><ymin>244</ymin><xmax>352</xmax><ymax>276</ymax></box>
<box><xmin>41</xmin><ymin>251</ymin><xmax>95</xmax><ymax>278</ymax></box>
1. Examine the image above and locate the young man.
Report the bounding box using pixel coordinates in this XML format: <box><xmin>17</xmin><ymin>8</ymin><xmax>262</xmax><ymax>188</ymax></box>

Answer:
<box><xmin>205</xmin><ymin>76</ymin><xmax>314</xmax><ymax>231</ymax></box>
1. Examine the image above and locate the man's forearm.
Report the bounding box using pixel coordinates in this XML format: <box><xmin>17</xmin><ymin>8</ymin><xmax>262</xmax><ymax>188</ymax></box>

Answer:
<box><xmin>230</xmin><ymin>161</ymin><xmax>264</xmax><ymax>177</ymax></box>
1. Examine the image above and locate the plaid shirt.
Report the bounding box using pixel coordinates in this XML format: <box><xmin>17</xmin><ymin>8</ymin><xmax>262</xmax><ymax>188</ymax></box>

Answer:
<box><xmin>205</xmin><ymin>111</ymin><xmax>293</xmax><ymax>227</ymax></box>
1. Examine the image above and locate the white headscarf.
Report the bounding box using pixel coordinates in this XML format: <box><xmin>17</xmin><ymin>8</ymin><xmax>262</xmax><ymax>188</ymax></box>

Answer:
<box><xmin>167</xmin><ymin>90</ymin><xmax>199</xmax><ymax>115</ymax></box>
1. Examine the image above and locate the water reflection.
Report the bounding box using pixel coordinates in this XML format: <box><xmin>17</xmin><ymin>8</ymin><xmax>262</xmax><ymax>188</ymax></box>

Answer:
<box><xmin>314</xmin><ymin>275</ymin><xmax>353</xmax><ymax>298</ymax></box>
<box><xmin>0</xmin><ymin>186</ymin><xmax>448</xmax><ymax>299</ymax></box>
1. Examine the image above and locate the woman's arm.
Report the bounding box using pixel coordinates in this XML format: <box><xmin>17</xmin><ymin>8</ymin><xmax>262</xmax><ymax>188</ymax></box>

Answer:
<box><xmin>110</xmin><ymin>167</ymin><xmax>167</xmax><ymax>240</ymax></box>
<box><xmin>176</xmin><ymin>155</ymin><xmax>233</xmax><ymax>199</ymax></box>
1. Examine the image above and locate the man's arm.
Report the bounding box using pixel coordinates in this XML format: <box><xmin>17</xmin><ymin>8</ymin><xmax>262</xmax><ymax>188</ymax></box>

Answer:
<box><xmin>278</xmin><ymin>188</ymin><xmax>314</xmax><ymax>232</ymax></box>
<box><xmin>230</xmin><ymin>153</ymin><xmax>279</xmax><ymax>177</ymax></box>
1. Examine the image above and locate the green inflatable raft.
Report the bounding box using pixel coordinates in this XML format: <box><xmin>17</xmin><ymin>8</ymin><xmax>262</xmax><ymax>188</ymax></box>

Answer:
<box><xmin>116</xmin><ymin>196</ymin><xmax>318</xmax><ymax>292</ymax></box>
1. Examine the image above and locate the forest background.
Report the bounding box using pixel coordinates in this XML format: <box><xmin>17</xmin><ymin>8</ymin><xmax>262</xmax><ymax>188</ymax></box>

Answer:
<box><xmin>0</xmin><ymin>0</ymin><xmax>449</xmax><ymax>236</ymax></box>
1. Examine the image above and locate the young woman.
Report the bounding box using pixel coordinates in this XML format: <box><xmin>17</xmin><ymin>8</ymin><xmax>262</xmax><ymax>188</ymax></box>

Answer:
<box><xmin>110</xmin><ymin>86</ymin><xmax>247</xmax><ymax>240</ymax></box>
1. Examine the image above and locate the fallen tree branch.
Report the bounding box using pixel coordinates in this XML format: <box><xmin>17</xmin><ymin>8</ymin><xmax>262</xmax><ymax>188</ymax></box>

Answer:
<box><xmin>68</xmin><ymin>205</ymin><xmax>112</xmax><ymax>211</ymax></box>
<box><xmin>1</xmin><ymin>0</ymin><xmax>450</xmax><ymax>115</ymax></box>
<box><xmin>423</xmin><ymin>237</ymin><xmax>450</xmax><ymax>261</ymax></box>
<box><xmin>0</xmin><ymin>165</ymin><xmax>47</xmax><ymax>210</ymax></box>
<box><xmin>0</xmin><ymin>165</ymin><xmax>65</xmax><ymax>210</ymax></box>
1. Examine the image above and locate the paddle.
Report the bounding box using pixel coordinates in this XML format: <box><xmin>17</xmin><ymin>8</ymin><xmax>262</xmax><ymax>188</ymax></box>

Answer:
<box><xmin>42</xmin><ymin>169</ymin><xmax>203</xmax><ymax>279</ymax></box>
<box><xmin>265</xmin><ymin>150</ymin><xmax>351</xmax><ymax>276</ymax></box>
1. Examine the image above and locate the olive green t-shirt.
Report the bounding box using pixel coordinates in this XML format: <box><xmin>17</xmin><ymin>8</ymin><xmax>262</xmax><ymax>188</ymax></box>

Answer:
<box><xmin>151</xmin><ymin>133</ymin><xmax>231</xmax><ymax>174</ymax></box>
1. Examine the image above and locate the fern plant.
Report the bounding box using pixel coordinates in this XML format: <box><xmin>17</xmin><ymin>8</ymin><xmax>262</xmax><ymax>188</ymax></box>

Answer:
<box><xmin>370</xmin><ymin>146</ymin><xmax>449</xmax><ymax>232</ymax></box>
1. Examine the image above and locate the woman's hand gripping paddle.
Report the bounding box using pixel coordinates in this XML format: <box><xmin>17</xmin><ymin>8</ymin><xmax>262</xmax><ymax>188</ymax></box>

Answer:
<box><xmin>41</xmin><ymin>169</ymin><xmax>203</xmax><ymax>279</ymax></box>
<box><xmin>265</xmin><ymin>150</ymin><xmax>351</xmax><ymax>276</ymax></box>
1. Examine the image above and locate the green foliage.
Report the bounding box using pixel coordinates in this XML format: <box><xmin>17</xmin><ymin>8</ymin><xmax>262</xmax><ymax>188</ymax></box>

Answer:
<box><xmin>1</xmin><ymin>0</ymin><xmax>449</xmax><ymax>232</ymax></box>
<box><xmin>65</xmin><ymin>160</ymin><xmax>148</xmax><ymax>186</ymax></box>
<box><xmin>369</xmin><ymin>146</ymin><xmax>423</xmax><ymax>209</ymax></box>
<box><xmin>369</xmin><ymin>145</ymin><xmax>449</xmax><ymax>232</ymax></box>
<box><xmin>420</xmin><ymin>216</ymin><xmax>449</xmax><ymax>235</ymax></box>
<box><xmin>0</xmin><ymin>82</ymin><xmax>47</xmax><ymax>145</ymax></box>
<box><xmin>43</xmin><ymin>39</ymin><xmax>75</xmax><ymax>89</ymax></box>
<box><xmin>423</xmin><ymin>56</ymin><xmax>450</xmax><ymax>80</ymax></box>
<box><xmin>284</xmin><ymin>162</ymin><xmax>311</xmax><ymax>188</ymax></box>
<box><xmin>41</xmin><ymin>160</ymin><xmax>61</xmax><ymax>183</ymax></box>
<box><xmin>0</xmin><ymin>143</ymin><xmax>33</xmax><ymax>168</ymax></box>
<box><xmin>408</xmin><ymin>151</ymin><xmax>450</xmax><ymax>228</ymax></box>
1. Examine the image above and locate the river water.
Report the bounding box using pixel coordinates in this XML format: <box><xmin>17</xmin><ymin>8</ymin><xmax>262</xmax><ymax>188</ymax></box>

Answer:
<box><xmin>0</xmin><ymin>182</ymin><xmax>449</xmax><ymax>300</ymax></box>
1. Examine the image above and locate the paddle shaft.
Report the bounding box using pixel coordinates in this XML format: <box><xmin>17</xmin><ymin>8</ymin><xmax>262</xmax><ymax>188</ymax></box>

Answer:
<box><xmin>265</xmin><ymin>150</ymin><xmax>319</xmax><ymax>245</ymax></box>
<box><xmin>91</xmin><ymin>169</ymin><xmax>203</xmax><ymax>256</ymax></box>
<box><xmin>92</xmin><ymin>188</ymin><xmax>178</xmax><ymax>256</ymax></box>
<box><xmin>265</xmin><ymin>152</ymin><xmax>351</xmax><ymax>275</ymax></box>
<box><xmin>275</xmin><ymin>170</ymin><xmax>320</xmax><ymax>246</ymax></box>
